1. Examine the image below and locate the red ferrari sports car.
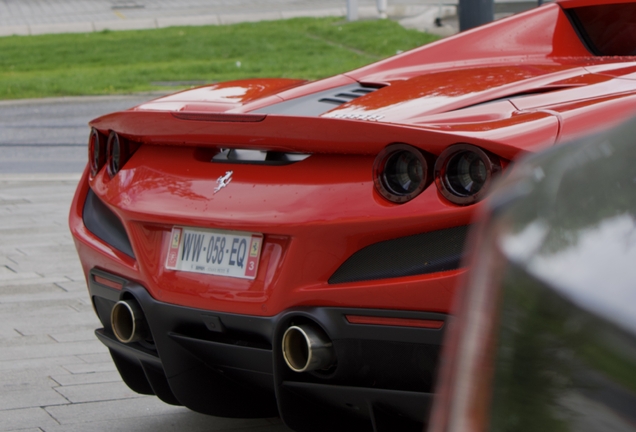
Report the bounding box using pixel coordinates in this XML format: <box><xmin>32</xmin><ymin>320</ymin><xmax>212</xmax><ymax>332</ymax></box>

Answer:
<box><xmin>69</xmin><ymin>1</ymin><xmax>636</xmax><ymax>431</ymax></box>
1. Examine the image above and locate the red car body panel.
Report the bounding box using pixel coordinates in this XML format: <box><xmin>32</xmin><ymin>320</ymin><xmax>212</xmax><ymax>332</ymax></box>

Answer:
<box><xmin>69</xmin><ymin>1</ymin><xmax>636</xmax><ymax>430</ymax></box>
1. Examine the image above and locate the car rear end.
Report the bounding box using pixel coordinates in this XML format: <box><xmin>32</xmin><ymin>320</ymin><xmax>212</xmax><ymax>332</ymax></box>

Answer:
<box><xmin>70</xmin><ymin>110</ymin><xmax>489</xmax><ymax>431</ymax></box>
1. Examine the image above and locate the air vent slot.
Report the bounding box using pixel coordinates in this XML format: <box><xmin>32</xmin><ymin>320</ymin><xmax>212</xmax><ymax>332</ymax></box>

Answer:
<box><xmin>213</xmin><ymin>148</ymin><xmax>310</xmax><ymax>165</ymax></box>
<box><xmin>352</xmin><ymin>88</ymin><xmax>375</xmax><ymax>94</ymax></box>
<box><xmin>319</xmin><ymin>98</ymin><xmax>349</xmax><ymax>105</ymax></box>
<box><xmin>318</xmin><ymin>87</ymin><xmax>380</xmax><ymax>106</ymax></box>
<box><xmin>253</xmin><ymin>83</ymin><xmax>383</xmax><ymax>117</ymax></box>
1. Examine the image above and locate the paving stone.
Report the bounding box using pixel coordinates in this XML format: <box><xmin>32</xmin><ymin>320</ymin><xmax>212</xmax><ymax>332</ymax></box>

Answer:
<box><xmin>16</xmin><ymin>244</ymin><xmax>78</xmax><ymax>257</ymax></box>
<box><xmin>0</xmin><ymin>300</ymin><xmax>86</xmax><ymax>316</ymax></box>
<box><xmin>0</xmin><ymin>373</ymin><xmax>59</xmax><ymax>392</ymax></box>
<box><xmin>0</xmin><ymin>387</ymin><xmax>69</xmax><ymax>410</ymax></box>
<box><xmin>6</xmin><ymin>261</ymin><xmax>84</xmax><ymax>280</ymax></box>
<box><xmin>0</xmin><ymin>327</ymin><xmax>20</xmax><ymax>339</ymax></box>
<box><xmin>58</xmin><ymin>273</ymin><xmax>86</xmax><ymax>282</ymax></box>
<box><xmin>44</xmin><ymin>397</ymin><xmax>278</xmax><ymax>428</ymax></box>
<box><xmin>62</xmin><ymin>361</ymin><xmax>116</xmax><ymax>374</ymax></box>
<box><xmin>0</xmin><ymin>407</ymin><xmax>59</xmax><ymax>432</ymax></box>
<box><xmin>0</xmin><ymin>197</ymin><xmax>30</xmax><ymax>206</ymax></box>
<box><xmin>75</xmin><ymin>353</ymin><xmax>111</xmax><ymax>364</ymax></box>
<box><xmin>0</xmin><ymin>217</ymin><xmax>39</xmax><ymax>230</ymax></box>
<box><xmin>0</xmin><ymin>334</ymin><xmax>57</xmax><ymax>348</ymax></box>
<box><xmin>50</xmin><ymin>371</ymin><xmax>121</xmax><ymax>386</ymax></box>
<box><xmin>0</xmin><ymin>276</ymin><xmax>72</xmax><ymax>290</ymax></box>
<box><xmin>0</xmin><ymin>267</ymin><xmax>42</xmax><ymax>282</ymax></box>
<box><xmin>42</xmin><ymin>416</ymin><xmax>292</xmax><ymax>432</ymax></box>
<box><xmin>49</xmin><ymin>329</ymin><xmax>97</xmax><ymax>343</ymax></box>
<box><xmin>15</xmin><ymin>320</ymin><xmax>99</xmax><ymax>338</ymax></box>
<box><xmin>0</xmin><ymin>282</ymin><xmax>66</xmax><ymax>296</ymax></box>
<box><xmin>0</xmin><ymin>290</ymin><xmax>90</xmax><ymax>304</ymax></box>
<box><xmin>44</xmin><ymin>397</ymin><xmax>189</xmax><ymax>425</ymax></box>
<box><xmin>0</xmin><ymin>225</ymin><xmax>64</xmax><ymax>239</ymax></box>
<box><xmin>0</xmin><ymin>339</ymin><xmax>105</xmax><ymax>362</ymax></box>
<box><xmin>0</xmin><ymin>234</ymin><xmax>72</xmax><ymax>250</ymax></box>
<box><xmin>65</xmin><ymin>298</ymin><xmax>93</xmax><ymax>312</ymax></box>
<box><xmin>0</xmin><ymin>355</ymin><xmax>87</xmax><ymax>373</ymax></box>
<box><xmin>0</xmin><ymin>356</ymin><xmax>85</xmax><ymax>377</ymax></box>
<box><xmin>54</xmin><ymin>381</ymin><xmax>142</xmax><ymax>403</ymax></box>
<box><xmin>0</xmin><ymin>192</ymin><xmax>28</xmax><ymax>203</ymax></box>
<box><xmin>4</xmin><ymin>428</ymin><xmax>42</xmax><ymax>432</ymax></box>
<box><xmin>11</xmin><ymin>299</ymin><xmax>94</xmax><ymax>314</ymax></box>
<box><xmin>54</xmin><ymin>280</ymin><xmax>88</xmax><ymax>293</ymax></box>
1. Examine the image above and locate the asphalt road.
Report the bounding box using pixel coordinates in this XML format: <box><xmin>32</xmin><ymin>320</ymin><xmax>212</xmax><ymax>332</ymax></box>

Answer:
<box><xmin>0</xmin><ymin>95</ymin><xmax>158</xmax><ymax>174</ymax></box>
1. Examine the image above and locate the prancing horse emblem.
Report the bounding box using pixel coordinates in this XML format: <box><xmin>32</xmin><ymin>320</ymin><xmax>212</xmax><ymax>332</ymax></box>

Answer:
<box><xmin>214</xmin><ymin>170</ymin><xmax>233</xmax><ymax>194</ymax></box>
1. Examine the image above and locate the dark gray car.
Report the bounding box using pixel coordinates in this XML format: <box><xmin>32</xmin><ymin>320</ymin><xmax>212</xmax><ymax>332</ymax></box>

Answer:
<box><xmin>428</xmin><ymin>119</ymin><xmax>636</xmax><ymax>432</ymax></box>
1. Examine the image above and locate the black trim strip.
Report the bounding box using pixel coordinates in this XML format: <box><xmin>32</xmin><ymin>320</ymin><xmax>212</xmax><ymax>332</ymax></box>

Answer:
<box><xmin>329</xmin><ymin>225</ymin><xmax>470</xmax><ymax>284</ymax></box>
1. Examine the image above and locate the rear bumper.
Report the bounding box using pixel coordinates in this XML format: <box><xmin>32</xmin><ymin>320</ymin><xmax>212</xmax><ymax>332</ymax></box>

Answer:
<box><xmin>89</xmin><ymin>268</ymin><xmax>445</xmax><ymax>431</ymax></box>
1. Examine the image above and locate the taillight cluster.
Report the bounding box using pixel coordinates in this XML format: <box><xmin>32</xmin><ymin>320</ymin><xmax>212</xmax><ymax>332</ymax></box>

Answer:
<box><xmin>373</xmin><ymin>144</ymin><xmax>433</xmax><ymax>204</ymax></box>
<box><xmin>88</xmin><ymin>129</ymin><xmax>139</xmax><ymax>178</ymax></box>
<box><xmin>373</xmin><ymin>143</ymin><xmax>503</xmax><ymax>205</ymax></box>
<box><xmin>88</xmin><ymin>129</ymin><xmax>104</xmax><ymax>177</ymax></box>
<box><xmin>435</xmin><ymin>144</ymin><xmax>502</xmax><ymax>205</ymax></box>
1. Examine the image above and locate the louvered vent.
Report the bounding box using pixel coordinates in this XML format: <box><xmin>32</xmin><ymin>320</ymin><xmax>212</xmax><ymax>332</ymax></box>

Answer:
<box><xmin>253</xmin><ymin>83</ymin><xmax>382</xmax><ymax>117</ymax></box>
<box><xmin>318</xmin><ymin>87</ymin><xmax>377</xmax><ymax>105</ymax></box>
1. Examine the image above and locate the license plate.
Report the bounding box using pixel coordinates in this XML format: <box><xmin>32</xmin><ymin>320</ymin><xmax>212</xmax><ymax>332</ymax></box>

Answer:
<box><xmin>165</xmin><ymin>226</ymin><xmax>263</xmax><ymax>279</ymax></box>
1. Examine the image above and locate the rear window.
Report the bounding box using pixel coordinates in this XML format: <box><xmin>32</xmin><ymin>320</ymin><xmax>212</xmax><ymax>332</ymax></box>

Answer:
<box><xmin>568</xmin><ymin>3</ymin><xmax>636</xmax><ymax>56</ymax></box>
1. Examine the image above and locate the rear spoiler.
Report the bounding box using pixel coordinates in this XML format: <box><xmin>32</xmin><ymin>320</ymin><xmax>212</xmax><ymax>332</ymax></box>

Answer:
<box><xmin>90</xmin><ymin>110</ymin><xmax>540</xmax><ymax>160</ymax></box>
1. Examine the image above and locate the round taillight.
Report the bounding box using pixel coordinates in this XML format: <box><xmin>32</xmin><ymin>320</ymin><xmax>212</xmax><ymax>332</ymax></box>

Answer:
<box><xmin>88</xmin><ymin>129</ymin><xmax>104</xmax><ymax>177</ymax></box>
<box><xmin>373</xmin><ymin>144</ymin><xmax>431</xmax><ymax>203</ymax></box>
<box><xmin>435</xmin><ymin>144</ymin><xmax>501</xmax><ymax>205</ymax></box>
<box><xmin>107</xmin><ymin>132</ymin><xmax>123</xmax><ymax>177</ymax></box>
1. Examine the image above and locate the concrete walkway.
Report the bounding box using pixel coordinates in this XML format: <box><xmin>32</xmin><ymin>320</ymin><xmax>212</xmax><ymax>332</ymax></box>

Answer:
<box><xmin>0</xmin><ymin>176</ymin><xmax>294</xmax><ymax>431</ymax></box>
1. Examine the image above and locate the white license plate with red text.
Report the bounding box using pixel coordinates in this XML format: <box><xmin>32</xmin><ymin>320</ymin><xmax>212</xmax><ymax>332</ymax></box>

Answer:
<box><xmin>165</xmin><ymin>226</ymin><xmax>263</xmax><ymax>279</ymax></box>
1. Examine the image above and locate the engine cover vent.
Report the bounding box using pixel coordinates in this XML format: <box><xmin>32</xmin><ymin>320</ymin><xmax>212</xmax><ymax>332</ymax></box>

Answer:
<box><xmin>253</xmin><ymin>83</ymin><xmax>381</xmax><ymax>117</ymax></box>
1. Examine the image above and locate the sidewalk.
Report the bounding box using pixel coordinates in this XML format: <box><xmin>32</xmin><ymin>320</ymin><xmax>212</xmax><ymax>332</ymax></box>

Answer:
<box><xmin>0</xmin><ymin>0</ymin><xmax>455</xmax><ymax>37</ymax></box>
<box><xmin>0</xmin><ymin>176</ymin><xmax>294</xmax><ymax>432</ymax></box>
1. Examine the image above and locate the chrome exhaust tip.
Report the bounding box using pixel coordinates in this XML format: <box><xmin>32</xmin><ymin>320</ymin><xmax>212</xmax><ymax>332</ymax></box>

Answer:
<box><xmin>282</xmin><ymin>324</ymin><xmax>336</xmax><ymax>373</ymax></box>
<box><xmin>111</xmin><ymin>299</ymin><xmax>148</xmax><ymax>344</ymax></box>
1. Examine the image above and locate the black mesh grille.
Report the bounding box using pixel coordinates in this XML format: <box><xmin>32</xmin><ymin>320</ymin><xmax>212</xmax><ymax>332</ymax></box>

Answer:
<box><xmin>329</xmin><ymin>225</ymin><xmax>470</xmax><ymax>284</ymax></box>
<box><xmin>83</xmin><ymin>188</ymin><xmax>135</xmax><ymax>258</ymax></box>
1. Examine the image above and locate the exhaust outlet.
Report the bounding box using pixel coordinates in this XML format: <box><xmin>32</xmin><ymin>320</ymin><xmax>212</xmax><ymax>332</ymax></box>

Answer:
<box><xmin>111</xmin><ymin>299</ymin><xmax>149</xmax><ymax>344</ymax></box>
<box><xmin>282</xmin><ymin>324</ymin><xmax>336</xmax><ymax>373</ymax></box>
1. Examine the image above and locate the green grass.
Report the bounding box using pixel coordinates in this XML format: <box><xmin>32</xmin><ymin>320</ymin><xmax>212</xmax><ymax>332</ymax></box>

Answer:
<box><xmin>0</xmin><ymin>18</ymin><xmax>439</xmax><ymax>99</ymax></box>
